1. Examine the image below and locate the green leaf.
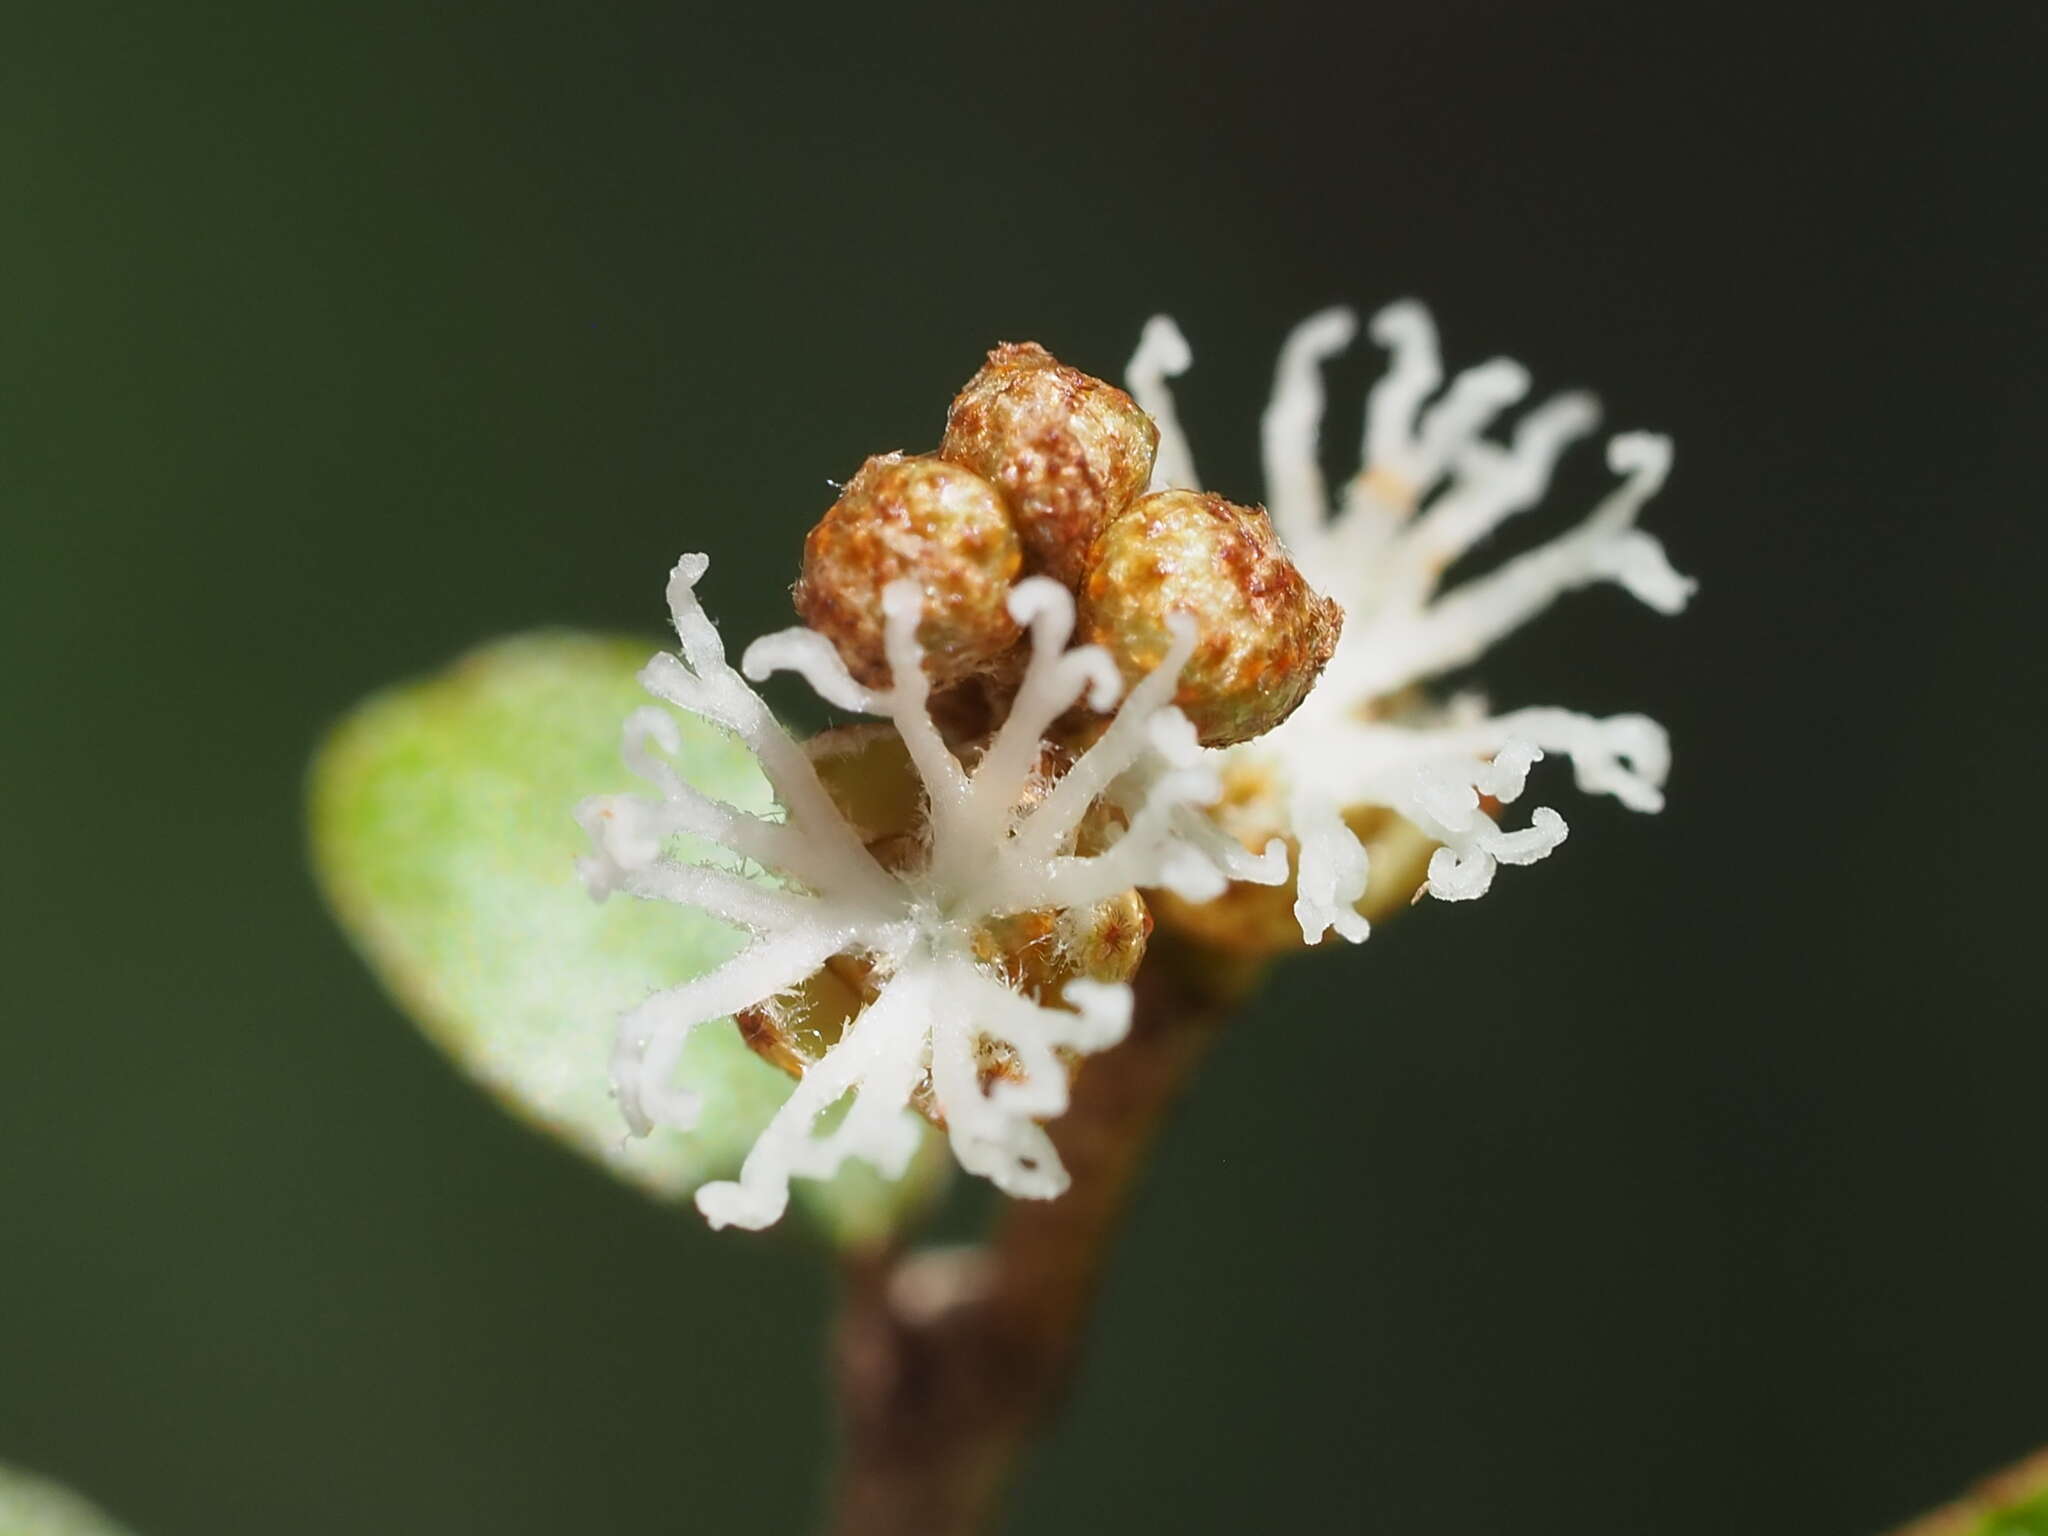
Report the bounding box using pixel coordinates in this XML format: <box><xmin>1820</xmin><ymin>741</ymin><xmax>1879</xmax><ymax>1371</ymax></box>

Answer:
<box><xmin>0</xmin><ymin>1465</ymin><xmax>138</xmax><ymax>1536</ymax></box>
<box><xmin>1979</xmin><ymin>1487</ymin><xmax>2048</xmax><ymax>1536</ymax></box>
<box><xmin>308</xmin><ymin>630</ymin><xmax>941</xmax><ymax>1247</ymax></box>
<box><xmin>1893</xmin><ymin>1449</ymin><xmax>2048</xmax><ymax>1536</ymax></box>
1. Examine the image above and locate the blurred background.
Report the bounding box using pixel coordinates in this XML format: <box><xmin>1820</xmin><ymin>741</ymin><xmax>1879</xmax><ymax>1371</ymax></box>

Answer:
<box><xmin>3</xmin><ymin>3</ymin><xmax>2041</xmax><ymax>1532</ymax></box>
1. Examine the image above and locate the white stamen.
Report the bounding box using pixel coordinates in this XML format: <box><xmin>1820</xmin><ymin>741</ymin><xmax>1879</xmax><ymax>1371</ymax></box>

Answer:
<box><xmin>1126</xmin><ymin>315</ymin><xmax>1200</xmax><ymax>492</ymax></box>
<box><xmin>1261</xmin><ymin>306</ymin><xmax>1356</xmax><ymax>553</ymax></box>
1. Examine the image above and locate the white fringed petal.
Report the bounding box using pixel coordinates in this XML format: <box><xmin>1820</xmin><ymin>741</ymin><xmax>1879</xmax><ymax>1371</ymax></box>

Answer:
<box><xmin>1130</xmin><ymin>303</ymin><xmax>1693</xmax><ymax>944</ymax></box>
<box><xmin>578</xmin><ymin>556</ymin><xmax>1249</xmax><ymax>1228</ymax></box>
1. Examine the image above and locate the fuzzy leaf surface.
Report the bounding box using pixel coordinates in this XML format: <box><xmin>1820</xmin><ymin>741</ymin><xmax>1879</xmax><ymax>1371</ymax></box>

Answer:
<box><xmin>309</xmin><ymin>630</ymin><xmax>937</xmax><ymax>1245</ymax></box>
<box><xmin>0</xmin><ymin>1465</ymin><xmax>138</xmax><ymax>1536</ymax></box>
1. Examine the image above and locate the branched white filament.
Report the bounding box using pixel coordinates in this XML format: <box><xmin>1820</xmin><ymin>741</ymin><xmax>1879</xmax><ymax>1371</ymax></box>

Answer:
<box><xmin>577</xmin><ymin>556</ymin><xmax>1275</xmax><ymax>1229</ymax></box>
<box><xmin>1131</xmin><ymin>302</ymin><xmax>1694</xmax><ymax>944</ymax></box>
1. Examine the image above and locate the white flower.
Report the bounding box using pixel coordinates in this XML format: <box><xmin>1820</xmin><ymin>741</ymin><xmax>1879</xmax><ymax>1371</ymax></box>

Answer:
<box><xmin>1127</xmin><ymin>302</ymin><xmax>1695</xmax><ymax>945</ymax></box>
<box><xmin>576</xmin><ymin>555</ymin><xmax>1276</xmax><ymax>1230</ymax></box>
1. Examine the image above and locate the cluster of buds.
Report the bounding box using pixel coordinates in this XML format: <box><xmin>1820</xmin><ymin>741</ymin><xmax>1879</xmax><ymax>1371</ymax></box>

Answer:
<box><xmin>797</xmin><ymin>340</ymin><xmax>1343</xmax><ymax>747</ymax></box>
<box><xmin>579</xmin><ymin>305</ymin><xmax>1689</xmax><ymax>1228</ymax></box>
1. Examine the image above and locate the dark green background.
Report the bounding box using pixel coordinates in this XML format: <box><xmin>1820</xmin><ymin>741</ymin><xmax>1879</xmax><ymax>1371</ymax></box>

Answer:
<box><xmin>4</xmin><ymin>4</ymin><xmax>2041</xmax><ymax>1532</ymax></box>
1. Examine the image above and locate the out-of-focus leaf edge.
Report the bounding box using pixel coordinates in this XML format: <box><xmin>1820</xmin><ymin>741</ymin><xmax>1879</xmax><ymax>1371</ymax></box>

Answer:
<box><xmin>1889</xmin><ymin>1446</ymin><xmax>2048</xmax><ymax>1536</ymax></box>
<box><xmin>0</xmin><ymin>1462</ymin><xmax>139</xmax><ymax>1534</ymax></box>
<box><xmin>305</xmin><ymin>629</ymin><xmax>943</xmax><ymax>1251</ymax></box>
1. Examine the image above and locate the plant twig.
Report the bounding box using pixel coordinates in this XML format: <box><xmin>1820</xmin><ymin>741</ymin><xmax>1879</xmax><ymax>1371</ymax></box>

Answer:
<box><xmin>827</xmin><ymin>936</ymin><xmax>1261</xmax><ymax>1536</ymax></box>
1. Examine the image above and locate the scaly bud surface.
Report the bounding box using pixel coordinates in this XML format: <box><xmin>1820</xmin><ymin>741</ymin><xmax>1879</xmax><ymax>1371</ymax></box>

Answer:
<box><xmin>940</xmin><ymin>343</ymin><xmax>1158</xmax><ymax>588</ymax></box>
<box><xmin>795</xmin><ymin>452</ymin><xmax>1022</xmax><ymax>689</ymax></box>
<box><xmin>1079</xmin><ymin>490</ymin><xmax>1342</xmax><ymax>748</ymax></box>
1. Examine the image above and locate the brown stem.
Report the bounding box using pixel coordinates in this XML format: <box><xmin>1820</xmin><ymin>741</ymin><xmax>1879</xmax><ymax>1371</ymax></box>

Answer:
<box><xmin>826</xmin><ymin>937</ymin><xmax>1260</xmax><ymax>1536</ymax></box>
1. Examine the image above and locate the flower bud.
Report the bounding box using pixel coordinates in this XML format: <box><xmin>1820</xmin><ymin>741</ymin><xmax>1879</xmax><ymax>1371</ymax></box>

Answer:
<box><xmin>939</xmin><ymin>343</ymin><xmax>1158</xmax><ymax>588</ymax></box>
<box><xmin>1079</xmin><ymin>490</ymin><xmax>1342</xmax><ymax>747</ymax></box>
<box><xmin>794</xmin><ymin>452</ymin><xmax>1022</xmax><ymax>689</ymax></box>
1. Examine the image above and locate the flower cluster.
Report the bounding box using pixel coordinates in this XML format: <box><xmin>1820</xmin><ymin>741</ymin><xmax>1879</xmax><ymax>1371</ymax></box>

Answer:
<box><xmin>1126</xmin><ymin>302</ymin><xmax>1694</xmax><ymax>948</ymax></box>
<box><xmin>580</xmin><ymin>303</ymin><xmax>1692</xmax><ymax>1230</ymax></box>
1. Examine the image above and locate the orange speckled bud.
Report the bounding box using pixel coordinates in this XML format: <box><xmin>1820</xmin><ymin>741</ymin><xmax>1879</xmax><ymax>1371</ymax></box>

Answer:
<box><xmin>795</xmin><ymin>452</ymin><xmax>1022</xmax><ymax>689</ymax></box>
<box><xmin>939</xmin><ymin>343</ymin><xmax>1158</xmax><ymax>588</ymax></box>
<box><xmin>1079</xmin><ymin>490</ymin><xmax>1342</xmax><ymax>747</ymax></box>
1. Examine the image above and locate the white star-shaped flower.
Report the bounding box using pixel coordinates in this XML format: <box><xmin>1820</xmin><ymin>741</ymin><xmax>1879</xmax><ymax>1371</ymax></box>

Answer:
<box><xmin>577</xmin><ymin>555</ymin><xmax>1279</xmax><ymax>1229</ymax></box>
<box><xmin>1126</xmin><ymin>301</ymin><xmax>1695</xmax><ymax>944</ymax></box>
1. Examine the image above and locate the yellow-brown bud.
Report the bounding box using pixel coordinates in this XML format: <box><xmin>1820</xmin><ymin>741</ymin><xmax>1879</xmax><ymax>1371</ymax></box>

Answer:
<box><xmin>1079</xmin><ymin>490</ymin><xmax>1342</xmax><ymax>747</ymax></box>
<box><xmin>939</xmin><ymin>342</ymin><xmax>1158</xmax><ymax>588</ymax></box>
<box><xmin>794</xmin><ymin>452</ymin><xmax>1022</xmax><ymax>689</ymax></box>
